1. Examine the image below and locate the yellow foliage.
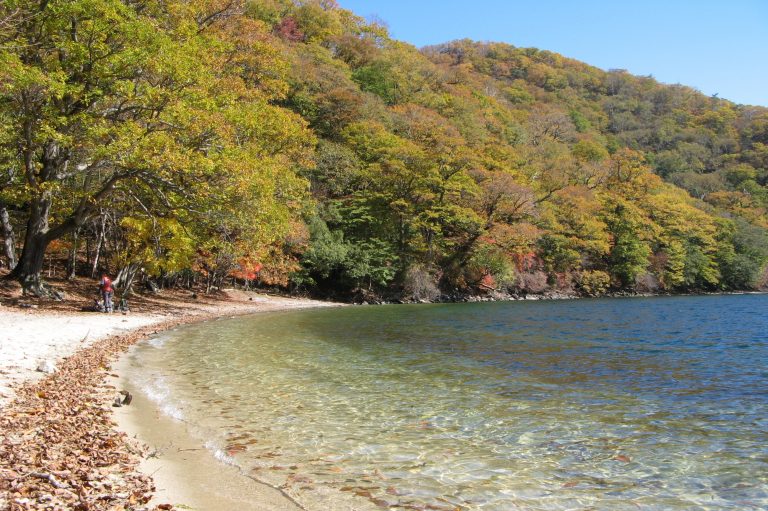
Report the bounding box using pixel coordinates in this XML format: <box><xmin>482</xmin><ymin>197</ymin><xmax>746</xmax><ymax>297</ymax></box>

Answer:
<box><xmin>117</xmin><ymin>217</ymin><xmax>195</xmax><ymax>275</ymax></box>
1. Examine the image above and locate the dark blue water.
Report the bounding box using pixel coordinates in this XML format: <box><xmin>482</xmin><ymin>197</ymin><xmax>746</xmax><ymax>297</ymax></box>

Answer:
<box><xmin>124</xmin><ymin>294</ymin><xmax>768</xmax><ymax>510</ymax></box>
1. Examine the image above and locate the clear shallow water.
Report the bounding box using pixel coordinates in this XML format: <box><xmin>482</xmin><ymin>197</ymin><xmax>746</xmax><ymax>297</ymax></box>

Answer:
<box><xmin>123</xmin><ymin>295</ymin><xmax>768</xmax><ymax>510</ymax></box>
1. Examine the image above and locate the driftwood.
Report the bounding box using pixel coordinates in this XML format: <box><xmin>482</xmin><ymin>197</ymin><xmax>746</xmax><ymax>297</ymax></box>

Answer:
<box><xmin>29</xmin><ymin>471</ymin><xmax>68</xmax><ymax>490</ymax></box>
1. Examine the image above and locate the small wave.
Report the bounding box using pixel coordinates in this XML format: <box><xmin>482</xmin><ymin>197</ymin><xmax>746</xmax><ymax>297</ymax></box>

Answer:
<box><xmin>148</xmin><ymin>335</ymin><xmax>169</xmax><ymax>348</ymax></box>
<box><xmin>139</xmin><ymin>374</ymin><xmax>185</xmax><ymax>421</ymax></box>
<box><xmin>205</xmin><ymin>439</ymin><xmax>237</xmax><ymax>466</ymax></box>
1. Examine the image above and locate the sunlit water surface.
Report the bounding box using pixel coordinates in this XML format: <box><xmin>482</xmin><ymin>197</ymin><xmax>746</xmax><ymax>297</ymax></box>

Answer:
<box><xmin>122</xmin><ymin>295</ymin><xmax>768</xmax><ymax>510</ymax></box>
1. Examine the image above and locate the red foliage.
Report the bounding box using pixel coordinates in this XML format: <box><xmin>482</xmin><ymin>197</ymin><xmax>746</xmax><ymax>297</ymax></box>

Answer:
<box><xmin>480</xmin><ymin>273</ymin><xmax>496</xmax><ymax>290</ymax></box>
<box><xmin>274</xmin><ymin>16</ymin><xmax>304</xmax><ymax>42</ymax></box>
<box><xmin>478</xmin><ymin>235</ymin><xmax>496</xmax><ymax>245</ymax></box>
<box><xmin>230</xmin><ymin>261</ymin><xmax>263</xmax><ymax>281</ymax></box>
<box><xmin>511</xmin><ymin>252</ymin><xmax>539</xmax><ymax>272</ymax></box>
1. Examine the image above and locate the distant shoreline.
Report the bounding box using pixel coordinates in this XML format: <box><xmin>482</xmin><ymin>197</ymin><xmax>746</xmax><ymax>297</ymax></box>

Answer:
<box><xmin>353</xmin><ymin>288</ymin><xmax>768</xmax><ymax>305</ymax></box>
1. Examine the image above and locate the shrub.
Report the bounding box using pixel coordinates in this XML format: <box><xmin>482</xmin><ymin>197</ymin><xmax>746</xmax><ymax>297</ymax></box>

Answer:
<box><xmin>634</xmin><ymin>272</ymin><xmax>660</xmax><ymax>293</ymax></box>
<box><xmin>514</xmin><ymin>270</ymin><xmax>549</xmax><ymax>294</ymax></box>
<box><xmin>402</xmin><ymin>264</ymin><xmax>441</xmax><ymax>302</ymax></box>
<box><xmin>469</xmin><ymin>244</ymin><xmax>516</xmax><ymax>291</ymax></box>
<box><xmin>575</xmin><ymin>270</ymin><xmax>611</xmax><ymax>296</ymax></box>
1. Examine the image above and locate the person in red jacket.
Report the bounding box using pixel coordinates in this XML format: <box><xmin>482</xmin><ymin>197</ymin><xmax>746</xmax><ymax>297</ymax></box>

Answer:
<box><xmin>99</xmin><ymin>273</ymin><xmax>114</xmax><ymax>313</ymax></box>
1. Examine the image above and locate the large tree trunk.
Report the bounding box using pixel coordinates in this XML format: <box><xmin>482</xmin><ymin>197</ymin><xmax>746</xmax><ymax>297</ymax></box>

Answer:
<box><xmin>6</xmin><ymin>141</ymin><xmax>76</xmax><ymax>295</ymax></box>
<box><xmin>7</xmin><ymin>189</ymin><xmax>57</xmax><ymax>295</ymax></box>
<box><xmin>0</xmin><ymin>201</ymin><xmax>17</xmax><ymax>270</ymax></box>
<box><xmin>6</xmin><ymin>139</ymin><xmax>60</xmax><ymax>293</ymax></box>
<box><xmin>7</xmin><ymin>198</ymin><xmax>83</xmax><ymax>296</ymax></box>
<box><xmin>9</xmin><ymin>233</ymin><xmax>51</xmax><ymax>296</ymax></box>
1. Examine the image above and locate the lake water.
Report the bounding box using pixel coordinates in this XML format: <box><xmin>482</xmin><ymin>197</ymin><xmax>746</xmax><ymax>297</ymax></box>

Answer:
<box><xmin>121</xmin><ymin>295</ymin><xmax>768</xmax><ymax>510</ymax></box>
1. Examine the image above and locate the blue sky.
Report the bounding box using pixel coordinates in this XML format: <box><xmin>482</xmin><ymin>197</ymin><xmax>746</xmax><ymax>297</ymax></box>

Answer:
<box><xmin>336</xmin><ymin>0</ymin><xmax>768</xmax><ymax>106</ymax></box>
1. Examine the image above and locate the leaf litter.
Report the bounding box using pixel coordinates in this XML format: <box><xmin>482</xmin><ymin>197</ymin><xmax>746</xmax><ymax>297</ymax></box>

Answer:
<box><xmin>0</xmin><ymin>322</ymin><xmax>190</xmax><ymax>511</ymax></box>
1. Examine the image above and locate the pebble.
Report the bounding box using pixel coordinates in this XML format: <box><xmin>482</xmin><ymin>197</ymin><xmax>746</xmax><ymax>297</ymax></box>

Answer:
<box><xmin>36</xmin><ymin>360</ymin><xmax>56</xmax><ymax>374</ymax></box>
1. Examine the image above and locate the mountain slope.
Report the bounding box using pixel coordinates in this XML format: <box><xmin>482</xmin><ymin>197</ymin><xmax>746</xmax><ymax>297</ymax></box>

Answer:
<box><xmin>1</xmin><ymin>0</ymin><xmax>766</xmax><ymax>300</ymax></box>
<box><xmin>261</xmin><ymin>1</ymin><xmax>768</xmax><ymax>298</ymax></box>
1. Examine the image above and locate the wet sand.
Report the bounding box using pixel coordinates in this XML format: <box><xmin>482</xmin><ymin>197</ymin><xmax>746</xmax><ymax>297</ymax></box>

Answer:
<box><xmin>111</xmin><ymin>364</ymin><xmax>304</xmax><ymax>511</ymax></box>
<box><xmin>111</xmin><ymin>320</ymin><xmax>383</xmax><ymax>511</ymax></box>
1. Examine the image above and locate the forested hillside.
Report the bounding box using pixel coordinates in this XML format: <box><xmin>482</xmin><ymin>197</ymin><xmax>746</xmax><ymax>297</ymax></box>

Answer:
<box><xmin>2</xmin><ymin>0</ymin><xmax>767</xmax><ymax>301</ymax></box>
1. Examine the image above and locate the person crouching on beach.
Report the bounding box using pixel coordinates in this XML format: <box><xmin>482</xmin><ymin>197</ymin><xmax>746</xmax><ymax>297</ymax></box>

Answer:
<box><xmin>99</xmin><ymin>273</ymin><xmax>114</xmax><ymax>313</ymax></box>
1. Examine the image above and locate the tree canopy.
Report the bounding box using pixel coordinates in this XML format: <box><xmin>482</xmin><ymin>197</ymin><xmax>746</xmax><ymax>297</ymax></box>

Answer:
<box><xmin>1</xmin><ymin>0</ymin><xmax>767</xmax><ymax>300</ymax></box>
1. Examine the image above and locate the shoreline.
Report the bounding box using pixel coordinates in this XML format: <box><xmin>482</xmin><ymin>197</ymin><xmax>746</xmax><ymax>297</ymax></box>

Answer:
<box><xmin>349</xmin><ymin>288</ymin><xmax>768</xmax><ymax>305</ymax></box>
<box><xmin>0</xmin><ymin>290</ymin><xmax>342</xmax><ymax>511</ymax></box>
<box><xmin>110</xmin><ymin>366</ymin><xmax>306</xmax><ymax>510</ymax></box>
<box><xmin>3</xmin><ymin>289</ymin><xmax>765</xmax><ymax>510</ymax></box>
<box><xmin>112</xmin><ymin>324</ymin><xmax>378</xmax><ymax>511</ymax></box>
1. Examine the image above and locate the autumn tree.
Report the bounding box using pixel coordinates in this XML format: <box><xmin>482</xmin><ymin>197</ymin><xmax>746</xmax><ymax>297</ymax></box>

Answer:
<box><xmin>601</xmin><ymin>197</ymin><xmax>651</xmax><ymax>287</ymax></box>
<box><xmin>0</xmin><ymin>0</ymin><xmax>312</xmax><ymax>294</ymax></box>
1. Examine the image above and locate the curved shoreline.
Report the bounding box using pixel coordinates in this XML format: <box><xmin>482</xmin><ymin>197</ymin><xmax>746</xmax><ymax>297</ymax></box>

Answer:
<box><xmin>4</xmin><ymin>290</ymin><xmax>765</xmax><ymax>509</ymax></box>
<box><xmin>113</xmin><ymin>324</ymin><xmax>308</xmax><ymax>511</ymax></box>
<box><xmin>0</xmin><ymin>292</ymin><xmax>341</xmax><ymax>511</ymax></box>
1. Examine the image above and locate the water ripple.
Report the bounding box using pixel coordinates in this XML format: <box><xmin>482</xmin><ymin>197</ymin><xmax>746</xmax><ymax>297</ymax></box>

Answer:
<box><xmin>124</xmin><ymin>295</ymin><xmax>768</xmax><ymax>510</ymax></box>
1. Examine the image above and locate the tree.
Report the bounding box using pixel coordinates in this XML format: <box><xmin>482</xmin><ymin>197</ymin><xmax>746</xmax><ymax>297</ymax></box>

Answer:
<box><xmin>294</xmin><ymin>213</ymin><xmax>397</xmax><ymax>293</ymax></box>
<box><xmin>601</xmin><ymin>197</ymin><xmax>651</xmax><ymax>287</ymax></box>
<box><xmin>0</xmin><ymin>0</ymin><xmax>312</xmax><ymax>294</ymax></box>
<box><xmin>475</xmin><ymin>170</ymin><xmax>536</xmax><ymax>226</ymax></box>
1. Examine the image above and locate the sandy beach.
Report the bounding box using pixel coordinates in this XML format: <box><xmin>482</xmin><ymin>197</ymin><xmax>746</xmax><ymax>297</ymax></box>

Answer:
<box><xmin>0</xmin><ymin>290</ymin><xmax>338</xmax><ymax>409</ymax></box>
<box><xmin>0</xmin><ymin>309</ymin><xmax>163</xmax><ymax>410</ymax></box>
<box><xmin>0</xmin><ymin>288</ymin><xmax>341</xmax><ymax>510</ymax></box>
